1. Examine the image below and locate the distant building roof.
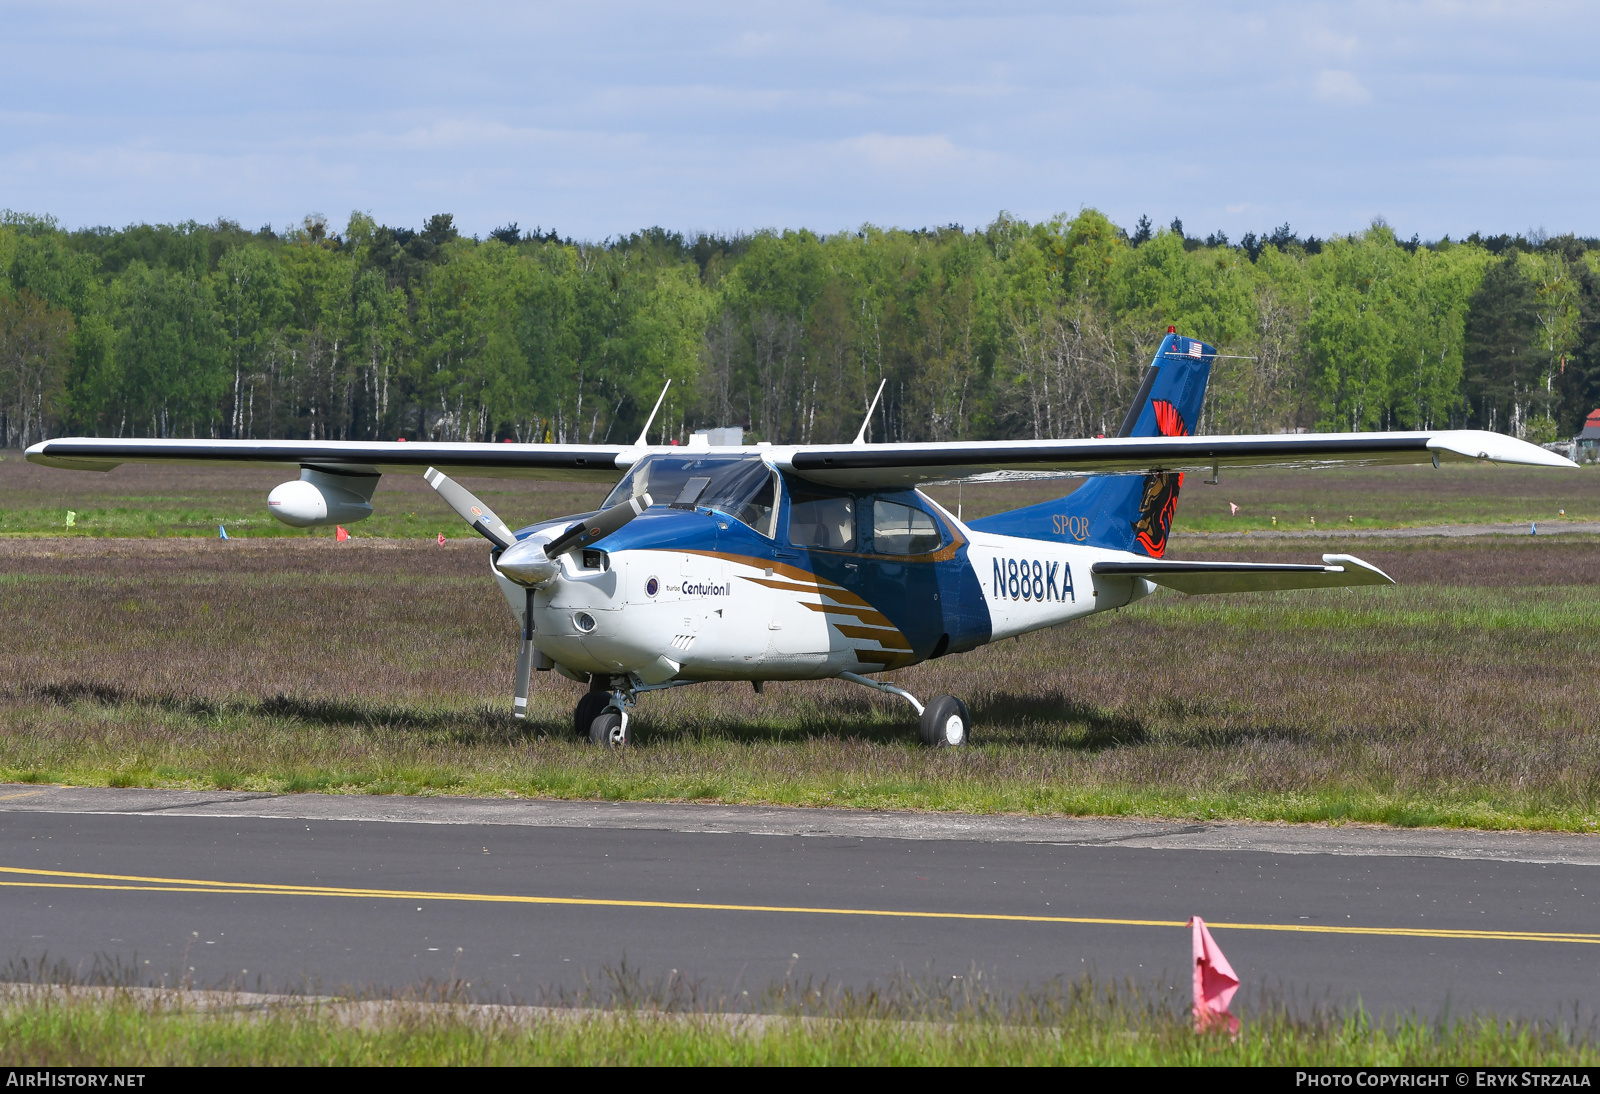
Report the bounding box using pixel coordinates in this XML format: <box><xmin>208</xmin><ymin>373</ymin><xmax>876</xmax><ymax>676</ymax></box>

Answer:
<box><xmin>1581</xmin><ymin>409</ymin><xmax>1600</xmax><ymax>442</ymax></box>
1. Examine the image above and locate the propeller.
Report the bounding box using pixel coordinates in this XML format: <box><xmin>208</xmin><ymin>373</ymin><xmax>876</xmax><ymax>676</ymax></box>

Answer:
<box><xmin>513</xmin><ymin>590</ymin><xmax>534</xmax><ymax>719</ymax></box>
<box><xmin>541</xmin><ymin>494</ymin><xmax>653</xmax><ymax>558</ymax></box>
<box><xmin>422</xmin><ymin>467</ymin><xmax>516</xmax><ymax>549</ymax></box>
<box><xmin>424</xmin><ymin>466</ymin><xmax>655</xmax><ymax>718</ymax></box>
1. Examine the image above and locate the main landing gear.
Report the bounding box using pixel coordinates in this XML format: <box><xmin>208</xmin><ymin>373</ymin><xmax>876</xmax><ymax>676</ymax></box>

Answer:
<box><xmin>568</xmin><ymin>673</ymin><xmax>971</xmax><ymax>749</ymax></box>
<box><xmin>838</xmin><ymin>671</ymin><xmax>970</xmax><ymax>748</ymax></box>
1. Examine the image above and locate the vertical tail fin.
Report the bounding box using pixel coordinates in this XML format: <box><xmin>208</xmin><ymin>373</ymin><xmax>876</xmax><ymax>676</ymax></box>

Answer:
<box><xmin>969</xmin><ymin>330</ymin><xmax>1214</xmax><ymax>558</ymax></box>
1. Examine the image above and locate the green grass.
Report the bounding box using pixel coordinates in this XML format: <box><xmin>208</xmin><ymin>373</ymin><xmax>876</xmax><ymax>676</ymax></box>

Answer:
<box><xmin>2</xmin><ymin>535</ymin><xmax>1599</xmax><ymax>831</ymax></box>
<box><xmin>2</xmin><ymin>984</ymin><xmax>1595</xmax><ymax>1066</ymax></box>
<box><xmin>3</xmin><ymin>459</ymin><xmax>1599</xmax><ymax>832</ymax></box>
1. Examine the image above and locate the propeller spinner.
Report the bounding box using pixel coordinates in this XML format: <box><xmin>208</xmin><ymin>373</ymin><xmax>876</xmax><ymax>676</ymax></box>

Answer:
<box><xmin>424</xmin><ymin>466</ymin><xmax>652</xmax><ymax>587</ymax></box>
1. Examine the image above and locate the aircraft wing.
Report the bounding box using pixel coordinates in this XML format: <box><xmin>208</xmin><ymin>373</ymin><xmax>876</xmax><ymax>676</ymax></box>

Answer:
<box><xmin>26</xmin><ymin>428</ymin><xmax>1573</xmax><ymax>489</ymax></box>
<box><xmin>24</xmin><ymin>438</ymin><xmax>633</xmax><ymax>482</ymax></box>
<box><xmin>777</xmin><ymin>429</ymin><xmax>1575</xmax><ymax>488</ymax></box>
<box><xmin>1092</xmin><ymin>553</ymin><xmax>1395</xmax><ymax>595</ymax></box>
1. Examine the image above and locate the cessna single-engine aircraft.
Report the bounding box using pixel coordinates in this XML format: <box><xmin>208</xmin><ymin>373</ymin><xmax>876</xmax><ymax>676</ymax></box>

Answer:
<box><xmin>27</xmin><ymin>331</ymin><xmax>1575</xmax><ymax>748</ymax></box>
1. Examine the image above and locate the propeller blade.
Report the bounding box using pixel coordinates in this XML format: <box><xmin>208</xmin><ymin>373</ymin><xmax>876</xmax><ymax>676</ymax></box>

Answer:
<box><xmin>514</xmin><ymin>588</ymin><xmax>533</xmax><ymax>719</ymax></box>
<box><xmin>544</xmin><ymin>493</ymin><xmax>652</xmax><ymax>557</ymax></box>
<box><xmin>424</xmin><ymin>467</ymin><xmax>517</xmax><ymax>550</ymax></box>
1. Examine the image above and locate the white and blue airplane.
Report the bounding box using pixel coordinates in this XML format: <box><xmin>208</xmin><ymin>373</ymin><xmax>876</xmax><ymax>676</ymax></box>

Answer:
<box><xmin>27</xmin><ymin>331</ymin><xmax>1574</xmax><ymax>748</ymax></box>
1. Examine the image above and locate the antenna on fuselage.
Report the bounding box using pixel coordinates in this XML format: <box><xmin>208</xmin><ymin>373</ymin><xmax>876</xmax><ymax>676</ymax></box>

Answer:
<box><xmin>852</xmin><ymin>378</ymin><xmax>887</xmax><ymax>445</ymax></box>
<box><xmin>634</xmin><ymin>380</ymin><xmax>672</xmax><ymax>446</ymax></box>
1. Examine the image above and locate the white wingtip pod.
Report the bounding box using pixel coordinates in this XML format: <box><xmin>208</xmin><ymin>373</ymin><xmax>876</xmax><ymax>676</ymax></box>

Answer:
<box><xmin>267</xmin><ymin>469</ymin><xmax>379</xmax><ymax>527</ymax></box>
<box><xmin>1427</xmin><ymin>430</ymin><xmax>1579</xmax><ymax>469</ymax></box>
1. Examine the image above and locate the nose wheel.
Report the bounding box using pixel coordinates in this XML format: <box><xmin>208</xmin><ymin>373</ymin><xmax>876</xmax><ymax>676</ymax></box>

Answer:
<box><xmin>574</xmin><ymin>677</ymin><xmax>636</xmax><ymax>748</ymax></box>
<box><xmin>588</xmin><ymin>708</ymin><xmax>631</xmax><ymax>748</ymax></box>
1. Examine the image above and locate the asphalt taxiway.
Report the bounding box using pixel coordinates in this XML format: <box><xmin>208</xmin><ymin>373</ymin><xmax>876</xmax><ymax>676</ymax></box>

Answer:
<box><xmin>1</xmin><ymin>784</ymin><xmax>1596</xmax><ymax>1019</ymax></box>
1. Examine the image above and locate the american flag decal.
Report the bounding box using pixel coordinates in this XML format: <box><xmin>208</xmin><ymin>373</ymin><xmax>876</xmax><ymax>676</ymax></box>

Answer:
<box><xmin>1188</xmin><ymin>340</ymin><xmax>1203</xmax><ymax>359</ymax></box>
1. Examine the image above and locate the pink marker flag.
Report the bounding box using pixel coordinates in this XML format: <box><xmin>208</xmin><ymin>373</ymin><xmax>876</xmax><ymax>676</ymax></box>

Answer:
<box><xmin>1229</xmin><ymin>502</ymin><xmax>1239</xmax><ymax>516</ymax></box>
<box><xmin>335</xmin><ymin>525</ymin><xmax>349</xmax><ymax>543</ymax></box>
<box><xmin>1189</xmin><ymin>916</ymin><xmax>1240</xmax><ymax>1034</ymax></box>
<box><xmin>437</xmin><ymin>532</ymin><xmax>446</xmax><ymax>545</ymax></box>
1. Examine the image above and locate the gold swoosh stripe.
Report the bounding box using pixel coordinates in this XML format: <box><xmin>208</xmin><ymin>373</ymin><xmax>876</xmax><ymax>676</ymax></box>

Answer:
<box><xmin>854</xmin><ymin>649</ymin><xmax>917</xmax><ymax>669</ymax></box>
<box><xmin>831</xmin><ymin>623</ymin><xmax>913</xmax><ymax>651</ymax></box>
<box><xmin>741</xmin><ymin>576</ymin><xmax>845</xmax><ymax>597</ymax></box>
<box><xmin>687</xmin><ymin>551</ymin><xmax>870</xmax><ymax>606</ymax></box>
<box><xmin>799</xmin><ymin>602</ymin><xmax>894</xmax><ymax>627</ymax></box>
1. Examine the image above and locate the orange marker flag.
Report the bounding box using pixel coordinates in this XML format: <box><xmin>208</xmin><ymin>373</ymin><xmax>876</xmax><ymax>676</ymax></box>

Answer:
<box><xmin>335</xmin><ymin>526</ymin><xmax>349</xmax><ymax>543</ymax></box>
<box><xmin>437</xmin><ymin>532</ymin><xmax>446</xmax><ymax>545</ymax></box>
<box><xmin>1189</xmin><ymin>916</ymin><xmax>1240</xmax><ymax>1034</ymax></box>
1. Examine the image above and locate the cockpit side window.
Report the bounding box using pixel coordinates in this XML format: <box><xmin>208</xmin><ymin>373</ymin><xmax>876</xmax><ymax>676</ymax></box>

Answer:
<box><xmin>602</xmin><ymin>455</ymin><xmax>780</xmax><ymax>539</ymax></box>
<box><xmin>732</xmin><ymin>468</ymin><xmax>780</xmax><ymax>538</ymax></box>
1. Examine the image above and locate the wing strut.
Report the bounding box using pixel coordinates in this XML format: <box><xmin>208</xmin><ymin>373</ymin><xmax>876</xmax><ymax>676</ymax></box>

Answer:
<box><xmin>853</xmin><ymin>378</ymin><xmax>887</xmax><ymax>445</ymax></box>
<box><xmin>634</xmin><ymin>380</ymin><xmax>672</xmax><ymax>447</ymax></box>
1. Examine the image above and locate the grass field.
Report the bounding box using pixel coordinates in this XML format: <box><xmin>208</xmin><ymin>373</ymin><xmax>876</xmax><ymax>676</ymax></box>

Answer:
<box><xmin>2</xmin><ymin>977</ymin><xmax>1595</xmax><ymax>1066</ymax></box>
<box><xmin>2</xmin><ymin>509</ymin><xmax>1599</xmax><ymax>828</ymax></box>
<box><xmin>3</xmin><ymin>456</ymin><xmax>1599</xmax><ymax>830</ymax></box>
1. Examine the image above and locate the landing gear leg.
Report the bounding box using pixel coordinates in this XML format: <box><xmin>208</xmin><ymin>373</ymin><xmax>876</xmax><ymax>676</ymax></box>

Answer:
<box><xmin>837</xmin><ymin>671</ymin><xmax>969</xmax><ymax>748</ymax></box>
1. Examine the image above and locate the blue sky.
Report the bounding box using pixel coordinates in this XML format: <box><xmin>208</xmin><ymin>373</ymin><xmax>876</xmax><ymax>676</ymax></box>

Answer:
<box><xmin>2</xmin><ymin>1</ymin><xmax>1596</xmax><ymax>242</ymax></box>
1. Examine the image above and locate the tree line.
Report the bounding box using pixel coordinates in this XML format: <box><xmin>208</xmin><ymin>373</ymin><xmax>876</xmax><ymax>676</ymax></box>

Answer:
<box><xmin>2</xmin><ymin>208</ymin><xmax>1597</xmax><ymax>451</ymax></box>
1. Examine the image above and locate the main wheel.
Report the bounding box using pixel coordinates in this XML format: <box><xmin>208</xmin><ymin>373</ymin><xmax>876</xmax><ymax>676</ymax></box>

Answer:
<box><xmin>918</xmin><ymin>695</ymin><xmax>970</xmax><ymax>748</ymax></box>
<box><xmin>589</xmin><ymin>709</ymin><xmax>631</xmax><ymax>748</ymax></box>
<box><xmin>574</xmin><ymin>691</ymin><xmax>610</xmax><ymax>738</ymax></box>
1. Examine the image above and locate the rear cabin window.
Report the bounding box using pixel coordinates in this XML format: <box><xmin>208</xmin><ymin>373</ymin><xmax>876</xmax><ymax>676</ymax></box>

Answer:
<box><xmin>787</xmin><ymin>491</ymin><xmax>856</xmax><ymax>551</ymax></box>
<box><xmin>871</xmin><ymin>500</ymin><xmax>941</xmax><ymax>555</ymax></box>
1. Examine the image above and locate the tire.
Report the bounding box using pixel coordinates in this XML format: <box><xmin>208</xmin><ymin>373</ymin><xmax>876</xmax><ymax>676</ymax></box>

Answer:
<box><xmin>589</xmin><ymin>709</ymin><xmax>631</xmax><ymax>748</ymax></box>
<box><xmin>918</xmin><ymin>695</ymin><xmax>970</xmax><ymax>748</ymax></box>
<box><xmin>574</xmin><ymin>691</ymin><xmax>610</xmax><ymax>738</ymax></box>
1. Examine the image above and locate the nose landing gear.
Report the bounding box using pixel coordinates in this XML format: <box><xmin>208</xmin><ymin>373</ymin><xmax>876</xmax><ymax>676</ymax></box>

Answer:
<box><xmin>574</xmin><ymin>675</ymin><xmax>637</xmax><ymax>748</ymax></box>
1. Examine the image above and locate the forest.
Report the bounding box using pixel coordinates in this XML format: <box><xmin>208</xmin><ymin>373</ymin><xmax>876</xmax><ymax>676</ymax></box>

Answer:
<box><xmin>1</xmin><ymin>207</ymin><xmax>1597</xmax><ymax>450</ymax></box>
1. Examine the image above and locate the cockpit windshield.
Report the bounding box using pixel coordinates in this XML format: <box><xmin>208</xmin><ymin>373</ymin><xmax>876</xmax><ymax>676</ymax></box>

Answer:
<box><xmin>602</xmin><ymin>455</ymin><xmax>779</xmax><ymax>538</ymax></box>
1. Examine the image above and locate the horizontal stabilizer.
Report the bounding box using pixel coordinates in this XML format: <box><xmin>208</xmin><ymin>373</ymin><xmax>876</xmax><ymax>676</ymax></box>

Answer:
<box><xmin>1091</xmin><ymin>553</ymin><xmax>1394</xmax><ymax>595</ymax></box>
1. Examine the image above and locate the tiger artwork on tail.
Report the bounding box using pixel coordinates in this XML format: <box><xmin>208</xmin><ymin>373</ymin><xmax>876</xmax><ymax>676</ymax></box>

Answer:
<box><xmin>1130</xmin><ymin>399</ymin><xmax>1187</xmax><ymax>558</ymax></box>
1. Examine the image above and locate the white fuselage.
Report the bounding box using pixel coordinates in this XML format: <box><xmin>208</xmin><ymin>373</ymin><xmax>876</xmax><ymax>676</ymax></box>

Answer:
<box><xmin>493</xmin><ymin>508</ymin><xmax>1158</xmax><ymax>683</ymax></box>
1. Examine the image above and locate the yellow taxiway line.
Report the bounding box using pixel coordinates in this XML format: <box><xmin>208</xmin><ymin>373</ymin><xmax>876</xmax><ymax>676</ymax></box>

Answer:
<box><xmin>1</xmin><ymin>865</ymin><xmax>1593</xmax><ymax>946</ymax></box>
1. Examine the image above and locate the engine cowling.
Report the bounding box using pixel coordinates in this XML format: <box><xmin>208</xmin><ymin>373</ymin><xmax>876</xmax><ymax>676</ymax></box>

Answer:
<box><xmin>267</xmin><ymin>468</ymin><xmax>379</xmax><ymax>528</ymax></box>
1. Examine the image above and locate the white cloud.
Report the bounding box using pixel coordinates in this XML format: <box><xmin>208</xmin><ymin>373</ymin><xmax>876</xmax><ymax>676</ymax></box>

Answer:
<box><xmin>832</xmin><ymin>133</ymin><xmax>972</xmax><ymax>173</ymax></box>
<box><xmin>1304</xmin><ymin>26</ymin><xmax>1359</xmax><ymax>60</ymax></box>
<box><xmin>1314</xmin><ymin>69</ymin><xmax>1373</xmax><ymax>105</ymax></box>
